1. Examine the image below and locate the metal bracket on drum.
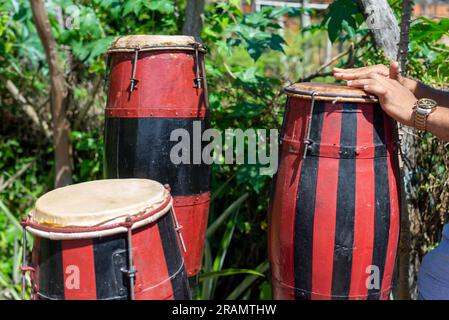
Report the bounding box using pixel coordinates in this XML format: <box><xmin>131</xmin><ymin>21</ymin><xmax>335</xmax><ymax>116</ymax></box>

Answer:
<box><xmin>171</xmin><ymin>207</ymin><xmax>187</xmax><ymax>253</ymax></box>
<box><xmin>163</xmin><ymin>184</ymin><xmax>187</xmax><ymax>253</ymax></box>
<box><xmin>193</xmin><ymin>44</ymin><xmax>203</xmax><ymax>89</ymax></box>
<box><xmin>20</xmin><ymin>218</ymin><xmax>35</xmax><ymax>300</ymax></box>
<box><xmin>121</xmin><ymin>217</ymin><xmax>137</xmax><ymax>300</ymax></box>
<box><xmin>129</xmin><ymin>48</ymin><xmax>140</xmax><ymax>93</ymax></box>
<box><xmin>302</xmin><ymin>91</ymin><xmax>318</xmax><ymax>159</ymax></box>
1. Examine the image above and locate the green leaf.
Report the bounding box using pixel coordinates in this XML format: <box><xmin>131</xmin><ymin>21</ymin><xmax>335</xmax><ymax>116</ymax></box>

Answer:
<box><xmin>199</xmin><ymin>268</ymin><xmax>265</xmax><ymax>281</ymax></box>
<box><xmin>323</xmin><ymin>0</ymin><xmax>360</xmax><ymax>43</ymax></box>
<box><xmin>226</xmin><ymin>261</ymin><xmax>270</xmax><ymax>300</ymax></box>
<box><xmin>0</xmin><ymin>199</ymin><xmax>22</xmax><ymax>232</ymax></box>
<box><xmin>206</xmin><ymin>193</ymin><xmax>249</xmax><ymax>238</ymax></box>
<box><xmin>201</xmin><ymin>240</ymin><xmax>213</xmax><ymax>300</ymax></box>
<box><xmin>144</xmin><ymin>0</ymin><xmax>175</xmax><ymax>14</ymax></box>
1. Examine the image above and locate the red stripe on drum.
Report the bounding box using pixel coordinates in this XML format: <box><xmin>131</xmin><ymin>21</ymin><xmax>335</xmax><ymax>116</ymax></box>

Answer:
<box><xmin>133</xmin><ymin>223</ymin><xmax>174</xmax><ymax>300</ymax></box>
<box><xmin>380</xmin><ymin>114</ymin><xmax>401</xmax><ymax>300</ymax></box>
<box><xmin>173</xmin><ymin>193</ymin><xmax>210</xmax><ymax>206</ymax></box>
<box><xmin>311</xmin><ymin>103</ymin><xmax>342</xmax><ymax>299</ymax></box>
<box><xmin>174</xmin><ymin>193</ymin><xmax>210</xmax><ymax>277</ymax></box>
<box><xmin>61</xmin><ymin>239</ymin><xmax>97</xmax><ymax>300</ymax></box>
<box><xmin>349</xmin><ymin>104</ymin><xmax>376</xmax><ymax>300</ymax></box>
<box><xmin>269</xmin><ymin>98</ymin><xmax>310</xmax><ymax>299</ymax></box>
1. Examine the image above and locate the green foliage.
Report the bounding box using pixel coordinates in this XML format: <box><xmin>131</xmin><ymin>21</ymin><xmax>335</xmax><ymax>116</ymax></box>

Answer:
<box><xmin>227</xmin><ymin>7</ymin><xmax>290</xmax><ymax>60</ymax></box>
<box><xmin>322</xmin><ymin>0</ymin><xmax>362</xmax><ymax>43</ymax></box>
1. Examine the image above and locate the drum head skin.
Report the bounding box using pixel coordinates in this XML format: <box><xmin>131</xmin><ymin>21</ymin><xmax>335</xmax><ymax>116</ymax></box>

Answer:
<box><xmin>32</xmin><ymin>179</ymin><xmax>169</xmax><ymax>227</ymax></box>
<box><xmin>285</xmin><ymin>82</ymin><xmax>379</xmax><ymax>103</ymax></box>
<box><xmin>108</xmin><ymin>35</ymin><xmax>205</xmax><ymax>52</ymax></box>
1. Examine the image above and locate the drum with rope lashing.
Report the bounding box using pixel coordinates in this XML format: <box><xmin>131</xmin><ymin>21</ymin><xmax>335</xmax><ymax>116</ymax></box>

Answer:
<box><xmin>268</xmin><ymin>83</ymin><xmax>401</xmax><ymax>300</ymax></box>
<box><xmin>21</xmin><ymin>179</ymin><xmax>190</xmax><ymax>300</ymax></box>
<box><xmin>103</xmin><ymin>36</ymin><xmax>211</xmax><ymax>287</ymax></box>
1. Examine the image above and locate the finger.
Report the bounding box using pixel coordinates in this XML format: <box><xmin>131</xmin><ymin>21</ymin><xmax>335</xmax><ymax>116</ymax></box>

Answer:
<box><xmin>334</xmin><ymin>64</ymin><xmax>388</xmax><ymax>75</ymax></box>
<box><xmin>334</xmin><ymin>72</ymin><xmax>370</xmax><ymax>80</ymax></box>
<box><xmin>335</xmin><ymin>70</ymin><xmax>386</xmax><ymax>81</ymax></box>
<box><xmin>362</xmin><ymin>84</ymin><xmax>388</xmax><ymax>97</ymax></box>
<box><xmin>364</xmin><ymin>72</ymin><xmax>394</xmax><ymax>87</ymax></box>
<box><xmin>333</xmin><ymin>65</ymin><xmax>378</xmax><ymax>72</ymax></box>
<box><xmin>334</xmin><ymin>68</ymin><xmax>389</xmax><ymax>80</ymax></box>
<box><xmin>347</xmin><ymin>79</ymin><xmax>379</xmax><ymax>88</ymax></box>
<box><xmin>389</xmin><ymin>61</ymin><xmax>402</xmax><ymax>81</ymax></box>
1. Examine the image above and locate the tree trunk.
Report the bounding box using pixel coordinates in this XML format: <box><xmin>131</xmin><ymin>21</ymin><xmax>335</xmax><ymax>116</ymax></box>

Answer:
<box><xmin>396</xmin><ymin>0</ymin><xmax>418</xmax><ymax>300</ymax></box>
<box><xmin>182</xmin><ymin>0</ymin><xmax>205</xmax><ymax>38</ymax></box>
<box><xmin>398</xmin><ymin>0</ymin><xmax>412</xmax><ymax>72</ymax></box>
<box><xmin>357</xmin><ymin>0</ymin><xmax>400</xmax><ymax>60</ymax></box>
<box><xmin>30</xmin><ymin>0</ymin><xmax>72</xmax><ymax>188</ymax></box>
<box><xmin>357</xmin><ymin>0</ymin><xmax>417</xmax><ymax>300</ymax></box>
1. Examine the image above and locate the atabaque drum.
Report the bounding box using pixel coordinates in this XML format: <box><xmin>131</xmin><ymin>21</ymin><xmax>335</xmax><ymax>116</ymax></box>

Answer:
<box><xmin>21</xmin><ymin>179</ymin><xmax>190</xmax><ymax>300</ymax></box>
<box><xmin>104</xmin><ymin>35</ymin><xmax>210</xmax><ymax>283</ymax></box>
<box><xmin>268</xmin><ymin>83</ymin><xmax>401</xmax><ymax>300</ymax></box>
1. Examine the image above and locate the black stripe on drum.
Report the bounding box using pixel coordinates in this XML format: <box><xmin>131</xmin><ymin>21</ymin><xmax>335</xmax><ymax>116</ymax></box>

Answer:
<box><xmin>294</xmin><ymin>100</ymin><xmax>325</xmax><ymax>300</ymax></box>
<box><xmin>38</xmin><ymin>239</ymin><xmax>64</xmax><ymax>299</ymax></box>
<box><xmin>368</xmin><ymin>108</ymin><xmax>391</xmax><ymax>300</ymax></box>
<box><xmin>331</xmin><ymin>103</ymin><xmax>357</xmax><ymax>300</ymax></box>
<box><xmin>158</xmin><ymin>212</ymin><xmax>191</xmax><ymax>300</ymax></box>
<box><xmin>93</xmin><ymin>234</ymin><xmax>129</xmax><ymax>300</ymax></box>
<box><xmin>104</xmin><ymin>118</ymin><xmax>210</xmax><ymax>196</ymax></box>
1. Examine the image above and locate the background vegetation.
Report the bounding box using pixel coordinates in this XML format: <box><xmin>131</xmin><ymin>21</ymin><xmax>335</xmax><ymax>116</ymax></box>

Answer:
<box><xmin>0</xmin><ymin>0</ymin><xmax>447</xmax><ymax>299</ymax></box>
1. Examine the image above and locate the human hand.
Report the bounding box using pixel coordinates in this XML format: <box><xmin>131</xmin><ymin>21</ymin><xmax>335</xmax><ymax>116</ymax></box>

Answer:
<box><xmin>346</xmin><ymin>73</ymin><xmax>418</xmax><ymax>127</ymax></box>
<box><xmin>333</xmin><ymin>62</ymin><xmax>417</xmax><ymax>93</ymax></box>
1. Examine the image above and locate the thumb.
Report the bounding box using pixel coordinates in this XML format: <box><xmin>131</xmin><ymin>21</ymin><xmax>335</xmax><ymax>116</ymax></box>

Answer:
<box><xmin>389</xmin><ymin>61</ymin><xmax>404</xmax><ymax>83</ymax></box>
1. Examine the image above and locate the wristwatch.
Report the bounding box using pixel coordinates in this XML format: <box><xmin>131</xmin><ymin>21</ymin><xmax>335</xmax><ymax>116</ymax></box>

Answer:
<box><xmin>413</xmin><ymin>98</ymin><xmax>437</xmax><ymax>131</ymax></box>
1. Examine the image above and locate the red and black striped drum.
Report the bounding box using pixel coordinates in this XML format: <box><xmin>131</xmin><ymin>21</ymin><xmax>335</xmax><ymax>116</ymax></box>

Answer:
<box><xmin>22</xmin><ymin>179</ymin><xmax>190</xmax><ymax>300</ymax></box>
<box><xmin>268</xmin><ymin>83</ymin><xmax>401</xmax><ymax>300</ymax></box>
<box><xmin>104</xmin><ymin>36</ymin><xmax>210</xmax><ymax>282</ymax></box>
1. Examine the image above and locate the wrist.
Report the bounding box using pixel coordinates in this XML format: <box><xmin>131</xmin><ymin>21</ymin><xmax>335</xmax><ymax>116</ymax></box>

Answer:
<box><xmin>403</xmin><ymin>77</ymin><xmax>419</xmax><ymax>94</ymax></box>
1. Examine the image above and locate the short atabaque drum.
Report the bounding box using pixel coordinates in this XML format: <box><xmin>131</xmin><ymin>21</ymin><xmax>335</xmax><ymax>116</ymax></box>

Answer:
<box><xmin>22</xmin><ymin>179</ymin><xmax>190</xmax><ymax>300</ymax></box>
<box><xmin>104</xmin><ymin>35</ymin><xmax>211</xmax><ymax>282</ymax></box>
<box><xmin>268</xmin><ymin>83</ymin><xmax>401</xmax><ymax>300</ymax></box>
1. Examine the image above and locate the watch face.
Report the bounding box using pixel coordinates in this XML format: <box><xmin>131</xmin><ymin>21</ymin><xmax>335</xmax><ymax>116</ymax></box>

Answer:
<box><xmin>419</xmin><ymin>98</ymin><xmax>437</xmax><ymax>110</ymax></box>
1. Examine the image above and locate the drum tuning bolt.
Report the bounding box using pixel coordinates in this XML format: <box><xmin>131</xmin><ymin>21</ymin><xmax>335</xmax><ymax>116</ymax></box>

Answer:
<box><xmin>129</xmin><ymin>48</ymin><xmax>140</xmax><ymax>93</ymax></box>
<box><xmin>122</xmin><ymin>217</ymin><xmax>137</xmax><ymax>300</ymax></box>
<box><xmin>302</xmin><ymin>92</ymin><xmax>318</xmax><ymax>159</ymax></box>
<box><xmin>170</xmin><ymin>208</ymin><xmax>187</xmax><ymax>253</ymax></box>
<box><xmin>193</xmin><ymin>44</ymin><xmax>203</xmax><ymax>89</ymax></box>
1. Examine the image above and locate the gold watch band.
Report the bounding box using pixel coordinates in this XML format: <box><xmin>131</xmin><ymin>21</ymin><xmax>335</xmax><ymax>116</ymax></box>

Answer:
<box><xmin>415</xmin><ymin>112</ymin><xmax>427</xmax><ymax>131</ymax></box>
<box><xmin>414</xmin><ymin>98</ymin><xmax>437</xmax><ymax>131</ymax></box>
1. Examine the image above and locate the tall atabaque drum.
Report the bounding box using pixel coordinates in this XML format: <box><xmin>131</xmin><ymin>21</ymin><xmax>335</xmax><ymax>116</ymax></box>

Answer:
<box><xmin>21</xmin><ymin>179</ymin><xmax>190</xmax><ymax>300</ymax></box>
<box><xmin>268</xmin><ymin>83</ymin><xmax>401</xmax><ymax>300</ymax></box>
<box><xmin>103</xmin><ymin>36</ymin><xmax>210</xmax><ymax>284</ymax></box>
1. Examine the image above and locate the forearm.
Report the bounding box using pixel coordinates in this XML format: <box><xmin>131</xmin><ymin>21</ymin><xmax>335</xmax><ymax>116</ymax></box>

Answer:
<box><xmin>426</xmin><ymin>106</ymin><xmax>449</xmax><ymax>142</ymax></box>
<box><xmin>406</xmin><ymin>79</ymin><xmax>449</xmax><ymax>107</ymax></box>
